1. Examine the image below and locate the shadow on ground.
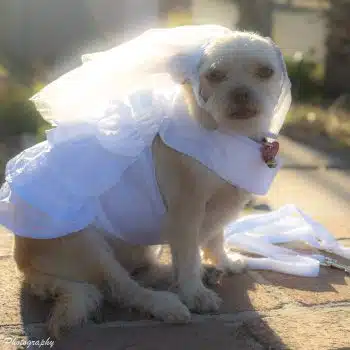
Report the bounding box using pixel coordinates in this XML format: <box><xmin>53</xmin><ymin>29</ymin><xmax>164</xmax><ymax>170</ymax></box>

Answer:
<box><xmin>15</xmin><ymin>264</ymin><xmax>286</xmax><ymax>349</ymax></box>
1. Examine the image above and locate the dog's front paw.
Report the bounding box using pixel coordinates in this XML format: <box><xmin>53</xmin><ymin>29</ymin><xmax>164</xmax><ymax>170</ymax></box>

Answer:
<box><xmin>179</xmin><ymin>282</ymin><xmax>222</xmax><ymax>313</ymax></box>
<box><xmin>218</xmin><ymin>252</ymin><xmax>247</xmax><ymax>275</ymax></box>
<box><xmin>147</xmin><ymin>291</ymin><xmax>191</xmax><ymax>324</ymax></box>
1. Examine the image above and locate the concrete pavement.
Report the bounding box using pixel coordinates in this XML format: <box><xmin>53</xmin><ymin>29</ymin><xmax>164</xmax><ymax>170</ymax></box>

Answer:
<box><xmin>1</xmin><ymin>136</ymin><xmax>350</xmax><ymax>349</ymax></box>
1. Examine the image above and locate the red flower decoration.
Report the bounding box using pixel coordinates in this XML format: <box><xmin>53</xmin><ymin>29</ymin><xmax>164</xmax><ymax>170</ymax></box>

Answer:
<box><xmin>261</xmin><ymin>141</ymin><xmax>279</xmax><ymax>163</ymax></box>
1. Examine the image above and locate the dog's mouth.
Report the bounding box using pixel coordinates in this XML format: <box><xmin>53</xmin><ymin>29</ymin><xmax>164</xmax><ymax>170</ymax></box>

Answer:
<box><xmin>229</xmin><ymin>107</ymin><xmax>258</xmax><ymax>120</ymax></box>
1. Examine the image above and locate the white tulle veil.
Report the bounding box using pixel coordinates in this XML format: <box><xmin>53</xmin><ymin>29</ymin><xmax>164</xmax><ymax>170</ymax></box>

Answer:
<box><xmin>30</xmin><ymin>25</ymin><xmax>291</xmax><ymax>135</ymax></box>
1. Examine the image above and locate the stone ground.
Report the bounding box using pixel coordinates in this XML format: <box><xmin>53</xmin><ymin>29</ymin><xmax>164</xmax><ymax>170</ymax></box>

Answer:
<box><xmin>1</xmin><ymin>136</ymin><xmax>350</xmax><ymax>349</ymax></box>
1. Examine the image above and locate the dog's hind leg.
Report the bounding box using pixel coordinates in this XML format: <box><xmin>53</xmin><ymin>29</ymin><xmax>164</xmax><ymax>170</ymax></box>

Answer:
<box><xmin>23</xmin><ymin>269</ymin><xmax>102</xmax><ymax>339</ymax></box>
<box><xmin>14</xmin><ymin>228</ymin><xmax>190</xmax><ymax>337</ymax></box>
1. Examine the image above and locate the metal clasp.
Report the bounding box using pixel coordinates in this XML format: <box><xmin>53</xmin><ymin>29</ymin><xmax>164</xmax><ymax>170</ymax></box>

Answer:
<box><xmin>320</xmin><ymin>257</ymin><xmax>350</xmax><ymax>274</ymax></box>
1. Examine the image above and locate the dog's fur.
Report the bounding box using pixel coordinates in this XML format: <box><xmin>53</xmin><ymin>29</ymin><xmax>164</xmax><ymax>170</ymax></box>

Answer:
<box><xmin>13</xmin><ymin>32</ymin><xmax>284</xmax><ymax>338</ymax></box>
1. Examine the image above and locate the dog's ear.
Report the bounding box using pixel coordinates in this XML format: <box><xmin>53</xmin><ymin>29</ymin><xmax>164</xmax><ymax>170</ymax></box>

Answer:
<box><xmin>168</xmin><ymin>54</ymin><xmax>194</xmax><ymax>84</ymax></box>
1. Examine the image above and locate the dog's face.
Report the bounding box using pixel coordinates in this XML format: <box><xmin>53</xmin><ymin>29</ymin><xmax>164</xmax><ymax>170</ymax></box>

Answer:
<box><xmin>191</xmin><ymin>33</ymin><xmax>285</xmax><ymax>138</ymax></box>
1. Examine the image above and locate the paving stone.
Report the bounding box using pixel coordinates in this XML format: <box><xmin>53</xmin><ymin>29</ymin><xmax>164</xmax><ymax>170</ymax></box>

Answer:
<box><xmin>214</xmin><ymin>274</ymin><xmax>283</xmax><ymax>313</ymax></box>
<box><xmin>245</xmin><ymin>306</ymin><xmax>350</xmax><ymax>350</ymax></box>
<box><xmin>52</xmin><ymin>321</ymin><xmax>267</xmax><ymax>350</ymax></box>
<box><xmin>0</xmin><ymin>227</ymin><xmax>13</xmax><ymax>257</ymax></box>
<box><xmin>255</xmin><ymin>243</ymin><xmax>350</xmax><ymax>307</ymax></box>
<box><xmin>259</xmin><ymin>266</ymin><xmax>350</xmax><ymax>306</ymax></box>
<box><xmin>0</xmin><ymin>258</ymin><xmax>51</xmax><ymax>326</ymax></box>
<box><xmin>0</xmin><ymin>326</ymin><xmax>42</xmax><ymax>350</ymax></box>
<box><xmin>0</xmin><ymin>258</ymin><xmax>26</xmax><ymax>325</ymax></box>
<box><xmin>2</xmin><ymin>306</ymin><xmax>349</xmax><ymax>350</ymax></box>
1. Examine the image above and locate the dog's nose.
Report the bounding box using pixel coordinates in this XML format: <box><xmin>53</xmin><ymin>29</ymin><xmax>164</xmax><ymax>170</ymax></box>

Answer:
<box><xmin>228</xmin><ymin>86</ymin><xmax>258</xmax><ymax>119</ymax></box>
<box><xmin>231</xmin><ymin>86</ymin><xmax>251</xmax><ymax>106</ymax></box>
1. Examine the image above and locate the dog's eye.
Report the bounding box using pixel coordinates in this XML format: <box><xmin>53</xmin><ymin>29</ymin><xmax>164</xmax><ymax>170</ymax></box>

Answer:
<box><xmin>256</xmin><ymin>65</ymin><xmax>274</xmax><ymax>80</ymax></box>
<box><xmin>205</xmin><ymin>68</ymin><xmax>227</xmax><ymax>83</ymax></box>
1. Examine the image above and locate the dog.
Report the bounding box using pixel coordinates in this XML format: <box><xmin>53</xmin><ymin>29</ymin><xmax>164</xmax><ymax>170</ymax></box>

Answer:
<box><xmin>12</xmin><ymin>31</ymin><xmax>285</xmax><ymax>338</ymax></box>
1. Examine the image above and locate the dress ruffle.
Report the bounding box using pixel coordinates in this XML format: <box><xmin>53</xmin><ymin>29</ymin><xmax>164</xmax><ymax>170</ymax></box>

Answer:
<box><xmin>0</xmin><ymin>86</ymin><xmax>175</xmax><ymax>238</ymax></box>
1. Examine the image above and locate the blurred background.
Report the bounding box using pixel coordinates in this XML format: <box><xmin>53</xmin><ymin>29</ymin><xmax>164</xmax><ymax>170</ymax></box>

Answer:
<box><xmin>0</xmin><ymin>0</ymin><xmax>350</xmax><ymax>181</ymax></box>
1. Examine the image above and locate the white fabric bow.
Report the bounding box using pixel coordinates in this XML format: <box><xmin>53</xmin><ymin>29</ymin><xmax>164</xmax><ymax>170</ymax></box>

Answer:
<box><xmin>224</xmin><ymin>204</ymin><xmax>350</xmax><ymax>276</ymax></box>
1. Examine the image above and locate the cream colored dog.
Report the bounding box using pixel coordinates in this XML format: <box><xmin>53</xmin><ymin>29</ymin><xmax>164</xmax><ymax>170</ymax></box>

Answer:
<box><xmin>13</xmin><ymin>32</ymin><xmax>284</xmax><ymax>338</ymax></box>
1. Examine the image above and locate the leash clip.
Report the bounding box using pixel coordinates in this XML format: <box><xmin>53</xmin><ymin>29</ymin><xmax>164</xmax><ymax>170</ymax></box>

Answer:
<box><xmin>319</xmin><ymin>256</ymin><xmax>350</xmax><ymax>274</ymax></box>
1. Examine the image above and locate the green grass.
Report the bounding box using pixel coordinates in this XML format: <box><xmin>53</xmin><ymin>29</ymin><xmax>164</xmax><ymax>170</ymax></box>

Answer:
<box><xmin>284</xmin><ymin>104</ymin><xmax>350</xmax><ymax>148</ymax></box>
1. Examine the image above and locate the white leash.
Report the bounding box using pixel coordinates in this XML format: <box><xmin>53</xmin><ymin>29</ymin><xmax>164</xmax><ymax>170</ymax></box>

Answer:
<box><xmin>224</xmin><ymin>204</ymin><xmax>350</xmax><ymax>277</ymax></box>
